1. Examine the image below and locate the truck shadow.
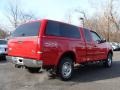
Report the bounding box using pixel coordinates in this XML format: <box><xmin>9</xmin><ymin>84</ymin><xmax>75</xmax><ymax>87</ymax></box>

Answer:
<box><xmin>71</xmin><ymin>60</ymin><xmax>120</xmax><ymax>82</ymax></box>
<box><xmin>0</xmin><ymin>59</ymin><xmax>7</xmax><ymax>63</ymax></box>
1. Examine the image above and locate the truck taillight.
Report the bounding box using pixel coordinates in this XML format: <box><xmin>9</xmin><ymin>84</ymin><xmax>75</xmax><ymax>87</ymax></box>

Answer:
<box><xmin>36</xmin><ymin>38</ymin><xmax>42</xmax><ymax>54</ymax></box>
<box><xmin>37</xmin><ymin>38</ymin><xmax>40</xmax><ymax>45</ymax></box>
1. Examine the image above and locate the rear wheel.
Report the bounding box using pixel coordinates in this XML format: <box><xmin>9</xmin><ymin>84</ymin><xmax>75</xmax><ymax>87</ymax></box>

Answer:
<box><xmin>58</xmin><ymin>57</ymin><xmax>74</xmax><ymax>81</ymax></box>
<box><xmin>104</xmin><ymin>53</ymin><xmax>112</xmax><ymax>67</ymax></box>
<box><xmin>0</xmin><ymin>55</ymin><xmax>6</xmax><ymax>61</ymax></box>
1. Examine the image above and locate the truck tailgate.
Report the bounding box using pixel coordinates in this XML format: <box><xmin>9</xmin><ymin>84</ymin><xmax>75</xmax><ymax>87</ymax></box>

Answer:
<box><xmin>8</xmin><ymin>37</ymin><xmax>39</xmax><ymax>59</ymax></box>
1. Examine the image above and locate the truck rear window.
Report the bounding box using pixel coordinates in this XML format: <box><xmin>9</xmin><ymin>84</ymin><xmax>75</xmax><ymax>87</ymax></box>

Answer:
<box><xmin>12</xmin><ymin>22</ymin><xmax>40</xmax><ymax>37</ymax></box>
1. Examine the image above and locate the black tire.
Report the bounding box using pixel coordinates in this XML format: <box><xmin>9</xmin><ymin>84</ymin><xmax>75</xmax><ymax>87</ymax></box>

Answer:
<box><xmin>104</xmin><ymin>53</ymin><xmax>112</xmax><ymax>68</ymax></box>
<box><xmin>27</xmin><ymin>67</ymin><xmax>41</xmax><ymax>73</ymax></box>
<box><xmin>0</xmin><ymin>55</ymin><xmax>6</xmax><ymax>60</ymax></box>
<box><xmin>15</xmin><ymin>64</ymin><xmax>22</xmax><ymax>68</ymax></box>
<box><xmin>2</xmin><ymin>55</ymin><xmax>6</xmax><ymax>60</ymax></box>
<box><xmin>58</xmin><ymin>57</ymin><xmax>74</xmax><ymax>81</ymax></box>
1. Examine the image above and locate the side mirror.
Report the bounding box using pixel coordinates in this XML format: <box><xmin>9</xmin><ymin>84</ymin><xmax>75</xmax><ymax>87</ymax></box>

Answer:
<box><xmin>96</xmin><ymin>39</ymin><xmax>106</xmax><ymax>44</ymax></box>
<box><xmin>101</xmin><ymin>39</ymin><xmax>106</xmax><ymax>43</ymax></box>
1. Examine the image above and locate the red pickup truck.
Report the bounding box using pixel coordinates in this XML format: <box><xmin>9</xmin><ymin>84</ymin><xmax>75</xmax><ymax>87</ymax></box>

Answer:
<box><xmin>7</xmin><ymin>19</ymin><xmax>113</xmax><ymax>80</ymax></box>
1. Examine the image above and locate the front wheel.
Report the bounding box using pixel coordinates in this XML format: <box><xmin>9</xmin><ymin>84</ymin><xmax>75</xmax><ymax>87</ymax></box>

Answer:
<box><xmin>104</xmin><ymin>53</ymin><xmax>112</xmax><ymax>67</ymax></box>
<box><xmin>58</xmin><ymin>57</ymin><xmax>74</xmax><ymax>81</ymax></box>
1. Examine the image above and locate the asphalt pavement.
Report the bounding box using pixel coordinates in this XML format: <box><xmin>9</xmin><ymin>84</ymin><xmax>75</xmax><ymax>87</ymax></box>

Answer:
<box><xmin>0</xmin><ymin>51</ymin><xmax>120</xmax><ymax>90</ymax></box>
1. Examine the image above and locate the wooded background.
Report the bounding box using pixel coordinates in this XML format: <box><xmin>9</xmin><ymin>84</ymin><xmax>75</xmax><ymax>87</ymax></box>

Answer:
<box><xmin>0</xmin><ymin>0</ymin><xmax>120</xmax><ymax>42</ymax></box>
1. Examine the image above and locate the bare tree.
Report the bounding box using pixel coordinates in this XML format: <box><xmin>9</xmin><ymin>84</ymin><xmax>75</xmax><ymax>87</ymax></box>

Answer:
<box><xmin>6</xmin><ymin>0</ymin><xmax>36</xmax><ymax>28</ymax></box>
<box><xmin>102</xmin><ymin>0</ymin><xmax>120</xmax><ymax>41</ymax></box>
<box><xmin>84</xmin><ymin>0</ymin><xmax>120</xmax><ymax>42</ymax></box>
<box><xmin>19</xmin><ymin>12</ymin><xmax>37</xmax><ymax>23</ymax></box>
<box><xmin>6</xmin><ymin>0</ymin><xmax>19</xmax><ymax>28</ymax></box>
<box><xmin>65</xmin><ymin>0</ymin><xmax>120</xmax><ymax>42</ymax></box>
<box><xmin>0</xmin><ymin>28</ymin><xmax>8</xmax><ymax>39</ymax></box>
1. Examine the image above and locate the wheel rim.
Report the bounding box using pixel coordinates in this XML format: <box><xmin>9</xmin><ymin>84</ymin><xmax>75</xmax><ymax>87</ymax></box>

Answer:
<box><xmin>108</xmin><ymin>55</ymin><xmax>112</xmax><ymax>66</ymax></box>
<box><xmin>62</xmin><ymin>62</ymin><xmax>72</xmax><ymax>78</ymax></box>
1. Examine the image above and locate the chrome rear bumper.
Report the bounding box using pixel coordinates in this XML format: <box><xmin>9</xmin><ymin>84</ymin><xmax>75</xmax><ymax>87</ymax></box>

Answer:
<box><xmin>6</xmin><ymin>56</ymin><xmax>43</xmax><ymax>68</ymax></box>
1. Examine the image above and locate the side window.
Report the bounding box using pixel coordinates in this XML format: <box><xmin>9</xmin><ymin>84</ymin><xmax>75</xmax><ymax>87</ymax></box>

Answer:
<box><xmin>0</xmin><ymin>40</ymin><xmax>7</xmax><ymax>44</ymax></box>
<box><xmin>60</xmin><ymin>23</ymin><xmax>80</xmax><ymax>38</ymax></box>
<box><xmin>84</xmin><ymin>29</ymin><xmax>92</xmax><ymax>42</ymax></box>
<box><xmin>91</xmin><ymin>31</ymin><xmax>101</xmax><ymax>42</ymax></box>
<box><xmin>46</xmin><ymin>21</ymin><xmax>60</xmax><ymax>36</ymax></box>
<box><xmin>46</xmin><ymin>21</ymin><xmax>81</xmax><ymax>39</ymax></box>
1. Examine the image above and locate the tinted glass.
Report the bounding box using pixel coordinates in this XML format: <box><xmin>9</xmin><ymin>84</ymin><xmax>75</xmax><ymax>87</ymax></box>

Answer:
<box><xmin>46</xmin><ymin>21</ymin><xmax>80</xmax><ymax>39</ymax></box>
<box><xmin>46</xmin><ymin>21</ymin><xmax>60</xmax><ymax>36</ymax></box>
<box><xmin>91</xmin><ymin>31</ymin><xmax>101</xmax><ymax>42</ymax></box>
<box><xmin>12</xmin><ymin>22</ymin><xmax>40</xmax><ymax>37</ymax></box>
<box><xmin>0</xmin><ymin>40</ymin><xmax>7</xmax><ymax>44</ymax></box>
<box><xmin>84</xmin><ymin>29</ymin><xmax>92</xmax><ymax>42</ymax></box>
<box><xmin>60</xmin><ymin>23</ymin><xmax>80</xmax><ymax>38</ymax></box>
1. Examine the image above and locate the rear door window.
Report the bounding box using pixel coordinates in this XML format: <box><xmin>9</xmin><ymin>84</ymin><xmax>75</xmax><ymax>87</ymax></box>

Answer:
<box><xmin>12</xmin><ymin>22</ymin><xmax>40</xmax><ymax>37</ymax></box>
<box><xmin>83</xmin><ymin>29</ymin><xmax>92</xmax><ymax>42</ymax></box>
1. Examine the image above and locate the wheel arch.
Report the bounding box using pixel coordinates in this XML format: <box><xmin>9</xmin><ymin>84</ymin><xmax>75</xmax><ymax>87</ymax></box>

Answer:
<box><xmin>108</xmin><ymin>50</ymin><xmax>113</xmax><ymax>57</ymax></box>
<box><xmin>57</xmin><ymin>51</ymin><xmax>76</xmax><ymax>66</ymax></box>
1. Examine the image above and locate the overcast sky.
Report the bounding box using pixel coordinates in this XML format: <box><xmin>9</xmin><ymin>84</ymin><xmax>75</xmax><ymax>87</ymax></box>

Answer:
<box><xmin>0</xmin><ymin>0</ymin><xmax>111</xmax><ymax>30</ymax></box>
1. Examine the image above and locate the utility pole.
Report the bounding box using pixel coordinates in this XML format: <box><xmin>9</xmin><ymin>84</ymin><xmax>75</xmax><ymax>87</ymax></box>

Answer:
<box><xmin>74</xmin><ymin>9</ymin><xmax>86</xmax><ymax>27</ymax></box>
<box><xmin>107</xmin><ymin>15</ymin><xmax>110</xmax><ymax>42</ymax></box>
<box><xmin>79</xmin><ymin>17</ymin><xmax>84</xmax><ymax>27</ymax></box>
<box><xmin>107</xmin><ymin>0</ymin><xmax>113</xmax><ymax>42</ymax></box>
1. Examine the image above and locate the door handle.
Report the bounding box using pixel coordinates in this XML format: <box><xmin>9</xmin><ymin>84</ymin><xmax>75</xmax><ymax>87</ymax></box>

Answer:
<box><xmin>18</xmin><ymin>41</ymin><xmax>23</xmax><ymax>44</ymax></box>
<box><xmin>94</xmin><ymin>45</ymin><xmax>97</xmax><ymax>47</ymax></box>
